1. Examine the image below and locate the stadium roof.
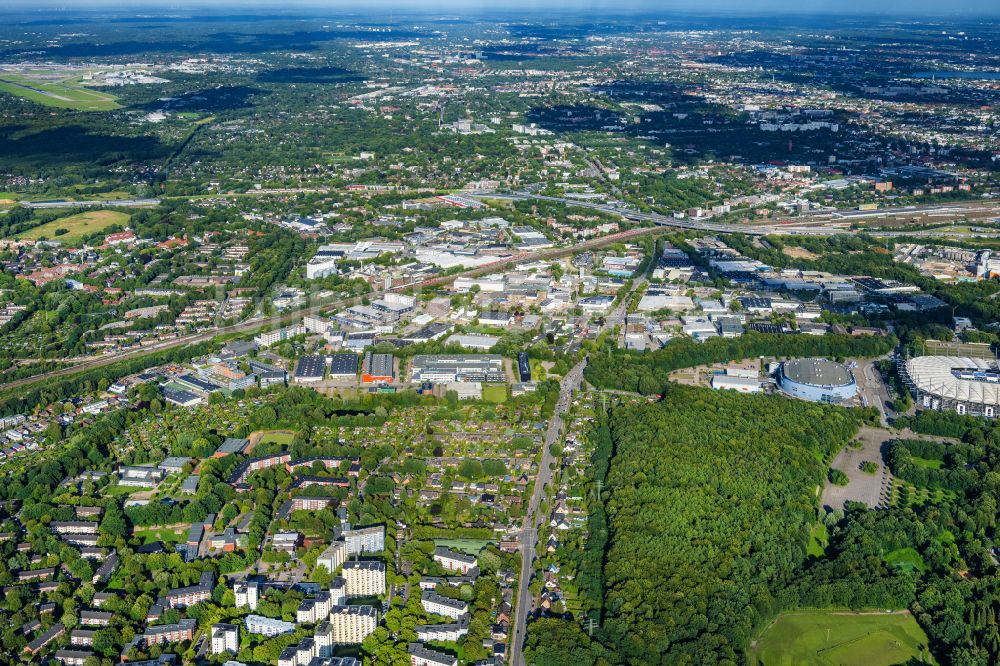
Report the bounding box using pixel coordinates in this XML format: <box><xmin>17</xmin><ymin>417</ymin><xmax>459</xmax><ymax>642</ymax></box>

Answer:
<box><xmin>907</xmin><ymin>356</ymin><xmax>1000</xmax><ymax>406</ymax></box>
<box><xmin>782</xmin><ymin>358</ymin><xmax>853</xmax><ymax>388</ymax></box>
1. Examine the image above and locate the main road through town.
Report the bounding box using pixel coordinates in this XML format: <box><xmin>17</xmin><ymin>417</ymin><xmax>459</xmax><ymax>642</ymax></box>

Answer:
<box><xmin>508</xmin><ymin>272</ymin><xmax>646</xmax><ymax>666</ymax></box>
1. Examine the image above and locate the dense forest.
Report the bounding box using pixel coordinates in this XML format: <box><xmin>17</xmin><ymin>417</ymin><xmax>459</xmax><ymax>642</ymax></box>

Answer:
<box><xmin>584</xmin><ymin>331</ymin><xmax>896</xmax><ymax>395</ymax></box>
<box><xmin>528</xmin><ymin>392</ymin><xmax>1000</xmax><ymax>666</ymax></box>
<box><xmin>546</xmin><ymin>386</ymin><xmax>865</xmax><ymax>664</ymax></box>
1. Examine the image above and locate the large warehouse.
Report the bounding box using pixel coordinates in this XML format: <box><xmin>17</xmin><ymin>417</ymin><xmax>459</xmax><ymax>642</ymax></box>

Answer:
<box><xmin>904</xmin><ymin>355</ymin><xmax>1000</xmax><ymax>417</ymax></box>
<box><xmin>411</xmin><ymin>355</ymin><xmax>505</xmax><ymax>383</ymax></box>
<box><xmin>777</xmin><ymin>358</ymin><xmax>857</xmax><ymax>404</ymax></box>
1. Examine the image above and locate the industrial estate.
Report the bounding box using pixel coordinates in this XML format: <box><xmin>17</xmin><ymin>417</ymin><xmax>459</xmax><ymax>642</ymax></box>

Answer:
<box><xmin>0</xmin><ymin>4</ymin><xmax>1000</xmax><ymax>666</ymax></box>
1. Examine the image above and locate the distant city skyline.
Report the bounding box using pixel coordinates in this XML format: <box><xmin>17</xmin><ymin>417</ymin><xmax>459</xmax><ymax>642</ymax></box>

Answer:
<box><xmin>1</xmin><ymin>0</ymin><xmax>999</xmax><ymax>17</ymax></box>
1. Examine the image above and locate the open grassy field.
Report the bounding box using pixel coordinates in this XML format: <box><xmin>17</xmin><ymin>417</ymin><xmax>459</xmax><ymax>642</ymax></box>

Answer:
<box><xmin>102</xmin><ymin>483</ymin><xmax>143</xmax><ymax>497</ymax></box>
<box><xmin>482</xmin><ymin>384</ymin><xmax>508</xmax><ymax>403</ymax></box>
<box><xmin>15</xmin><ymin>210</ymin><xmax>130</xmax><ymax>245</ymax></box>
<box><xmin>885</xmin><ymin>547</ymin><xmax>927</xmax><ymax>573</ymax></box>
<box><xmin>259</xmin><ymin>431</ymin><xmax>296</xmax><ymax>445</ymax></box>
<box><xmin>0</xmin><ymin>72</ymin><xmax>119</xmax><ymax>110</ymax></box>
<box><xmin>807</xmin><ymin>522</ymin><xmax>829</xmax><ymax>558</ymax></box>
<box><xmin>750</xmin><ymin>610</ymin><xmax>932</xmax><ymax>666</ymax></box>
<box><xmin>132</xmin><ymin>526</ymin><xmax>186</xmax><ymax>545</ymax></box>
<box><xmin>433</xmin><ymin>538</ymin><xmax>491</xmax><ymax>555</ymax></box>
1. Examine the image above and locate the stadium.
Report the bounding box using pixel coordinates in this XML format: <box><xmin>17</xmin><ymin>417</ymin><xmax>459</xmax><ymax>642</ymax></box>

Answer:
<box><xmin>903</xmin><ymin>355</ymin><xmax>1000</xmax><ymax>417</ymax></box>
<box><xmin>776</xmin><ymin>358</ymin><xmax>857</xmax><ymax>404</ymax></box>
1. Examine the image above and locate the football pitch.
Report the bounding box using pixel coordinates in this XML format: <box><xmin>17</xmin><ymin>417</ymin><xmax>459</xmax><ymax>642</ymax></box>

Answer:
<box><xmin>750</xmin><ymin>609</ymin><xmax>933</xmax><ymax>666</ymax></box>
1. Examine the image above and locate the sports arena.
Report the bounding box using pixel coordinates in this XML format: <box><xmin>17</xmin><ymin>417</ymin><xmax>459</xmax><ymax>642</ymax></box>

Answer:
<box><xmin>777</xmin><ymin>358</ymin><xmax>858</xmax><ymax>404</ymax></box>
<box><xmin>904</xmin><ymin>355</ymin><xmax>1000</xmax><ymax>418</ymax></box>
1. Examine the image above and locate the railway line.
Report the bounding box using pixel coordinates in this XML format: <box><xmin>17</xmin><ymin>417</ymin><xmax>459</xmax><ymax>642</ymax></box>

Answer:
<box><xmin>0</xmin><ymin>224</ymin><xmax>669</xmax><ymax>393</ymax></box>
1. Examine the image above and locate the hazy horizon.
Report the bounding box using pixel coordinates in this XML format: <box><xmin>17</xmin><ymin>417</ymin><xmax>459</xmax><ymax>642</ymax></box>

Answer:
<box><xmin>1</xmin><ymin>0</ymin><xmax>999</xmax><ymax>18</ymax></box>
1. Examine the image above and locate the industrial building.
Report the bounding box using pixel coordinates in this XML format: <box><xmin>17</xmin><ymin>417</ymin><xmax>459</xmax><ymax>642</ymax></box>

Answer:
<box><xmin>294</xmin><ymin>356</ymin><xmax>327</xmax><ymax>383</ymax></box>
<box><xmin>776</xmin><ymin>358</ymin><xmax>857</xmax><ymax>403</ymax></box>
<box><xmin>445</xmin><ymin>334</ymin><xmax>499</xmax><ymax>351</ymax></box>
<box><xmin>403</xmin><ymin>322</ymin><xmax>453</xmax><ymax>344</ymax></box>
<box><xmin>362</xmin><ymin>352</ymin><xmax>394</xmax><ymax>384</ymax></box>
<box><xmin>328</xmin><ymin>353</ymin><xmax>360</xmax><ymax>378</ymax></box>
<box><xmin>904</xmin><ymin>355</ymin><xmax>1000</xmax><ymax>417</ymax></box>
<box><xmin>710</xmin><ymin>375</ymin><xmax>761</xmax><ymax>393</ymax></box>
<box><xmin>411</xmin><ymin>355</ymin><xmax>505</xmax><ymax>383</ymax></box>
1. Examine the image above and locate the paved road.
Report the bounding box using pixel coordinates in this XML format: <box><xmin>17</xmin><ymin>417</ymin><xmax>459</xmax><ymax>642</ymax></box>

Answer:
<box><xmin>853</xmin><ymin>357</ymin><xmax>894</xmax><ymax>426</ymax></box>
<box><xmin>508</xmin><ymin>359</ymin><xmax>587</xmax><ymax>666</ymax></box>
<box><xmin>822</xmin><ymin>426</ymin><xmax>895</xmax><ymax>511</ymax></box>
<box><xmin>474</xmin><ymin>192</ymin><xmax>1000</xmax><ymax>239</ymax></box>
<box><xmin>21</xmin><ymin>198</ymin><xmax>161</xmax><ymax>209</ymax></box>
<box><xmin>508</xmin><ymin>276</ymin><xmax>642</xmax><ymax>666</ymax></box>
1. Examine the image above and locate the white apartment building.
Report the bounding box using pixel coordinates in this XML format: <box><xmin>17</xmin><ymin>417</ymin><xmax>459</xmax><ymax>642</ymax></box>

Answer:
<box><xmin>433</xmin><ymin>546</ymin><xmax>478</xmax><ymax>574</ymax></box>
<box><xmin>344</xmin><ymin>525</ymin><xmax>385</xmax><ymax>555</ymax></box>
<box><xmin>415</xmin><ymin>620</ymin><xmax>468</xmax><ymax>643</ymax></box>
<box><xmin>343</xmin><ymin>561</ymin><xmax>386</xmax><ymax>597</ymax></box>
<box><xmin>317</xmin><ymin>540</ymin><xmax>349</xmax><ymax>575</ymax></box>
<box><xmin>210</xmin><ymin>624</ymin><xmax>239</xmax><ymax>654</ymax></box>
<box><xmin>421</xmin><ymin>590</ymin><xmax>468</xmax><ymax>620</ymax></box>
<box><xmin>245</xmin><ymin>614</ymin><xmax>297</xmax><ymax>637</ymax></box>
<box><xmin>408</xmin><ymin>642</ymin><xmax>459</xmax><ymax>666</ymax></box>
<box><xmin>235</xmin><ymin>580</ymin><xmax>259</xmax><ymax>611</ymax></box>
<box><xmin>324</xmin><ymin>606</ymin><xmax>378</xmax><ymax>645</ymax></box>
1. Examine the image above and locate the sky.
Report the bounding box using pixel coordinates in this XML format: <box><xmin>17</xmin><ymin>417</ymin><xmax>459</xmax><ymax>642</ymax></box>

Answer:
<box><xmin>1</xmin><ymin>0</ymin><xmax>999</xmax><ymax>15</ymax></box>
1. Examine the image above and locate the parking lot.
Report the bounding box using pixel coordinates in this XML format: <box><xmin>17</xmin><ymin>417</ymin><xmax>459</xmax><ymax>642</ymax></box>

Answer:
<box><xmin>821</xmin><ymin>426</ymin><xmax>893</xmax><ymax>511</ymax></box>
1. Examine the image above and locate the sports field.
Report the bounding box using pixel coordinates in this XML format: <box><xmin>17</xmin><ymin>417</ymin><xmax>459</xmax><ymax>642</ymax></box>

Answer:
<box><xmin>16</xmin><ymin>210</ymin><xmax>130</xmax><ymax>245</ymax></box>
<box><xmin>256</xmin><ymin>430</ymin><xmax>296</xmax><ymax>447</ymax></box>
<box><xmin>750</xmin><ymin>610</ymin><xmax>932</xmax><ymax>666</ymax></box>
<box><xmin>0</xmin><ymin>72</ymin><xmax>119</xmax><ymax>110</ymax></box>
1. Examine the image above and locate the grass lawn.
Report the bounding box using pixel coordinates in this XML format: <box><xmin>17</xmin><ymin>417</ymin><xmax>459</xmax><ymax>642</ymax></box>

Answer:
<box><xmin>750</xmin><ymin>609</ymin><xmax>932</xmax><ymax>666</ymax></box>
<box><xmin>259</xmin><ymin>431</ymin><xmax>295</xmax><ymax>445</ymax></box>
<box><xmin>102</xmin><ymin>483</ymin><xmax>142</xmax><ymax>497</ymax></box>
<box><xmin>885</xmin><ymin>547</ymin><xmax>927</xmax><ymax>573</ymax></box>
<box><xmin>425</xmin><ymin>641</ymin><xmax>463</xmax><ymax>662</ymax></box>
<box><xmin>807</xmin><ymin>522</ymin><xmax>829</xmax><ymax>558</ymax></box>
<box><xmin>433</xmin><ymin>538</ymin><xmax>491</xmax><ymax>555</ymax></box>
<box><xmin>482</xmin><ymin>384</ymin><xmax>508</xmax><ymax>403</ymax></box>
<box><xmin>132</xmin><ymin>526</ymin><xmax>185</xmax><ymax>545</ymax></box>
<box><xmin>15</xmin><ymin>210</ymin><xmax>130</xmax><ymax>245</ymax></box>
<box><xmin>910</xmin><ymin>457</ymin><xmax>944</xmax><ymax>470</ymax></box>
<box><xmin>0</xmin><ymin>73</ymin><xmax>119</xmax><ymax>110</ymax></box>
